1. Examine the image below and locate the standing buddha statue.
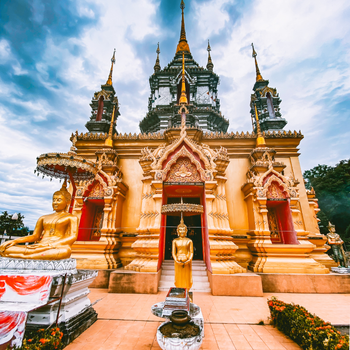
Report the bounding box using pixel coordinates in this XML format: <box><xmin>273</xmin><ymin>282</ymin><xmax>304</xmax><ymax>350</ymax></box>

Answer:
<box><xmin>0</xmin><ymin>181</ymin><xmax>79</xmax><ymax>260</ymax></box>
<box><xmin>172</xmin><ymin>217</ymin><xmax>193</xmax><ymax>290</ymax></box>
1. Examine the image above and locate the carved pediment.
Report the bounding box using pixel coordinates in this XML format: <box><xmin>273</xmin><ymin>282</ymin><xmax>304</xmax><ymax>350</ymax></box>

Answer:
<box><xmin>165</xmin><ymin>157</ymin><xmax>201</xmax><ymax>183</ymax></box>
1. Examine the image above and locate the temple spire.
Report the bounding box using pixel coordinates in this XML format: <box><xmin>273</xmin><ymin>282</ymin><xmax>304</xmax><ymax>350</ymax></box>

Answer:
<box><xmin>176</xmin><ymin>0</ymin><xmax>191</xmax><ymax>54</ymax></box>
<box><xmin>154</xmin><ymin>43</ymin><xmax>161</xmax><ymax>72</ymax></box>
<box><xmin>254</xmin><ymin>102</ymin><xmax>266</xmax><ymax>147</ymax></box>
<box><xmin>105</xmin><ymin>105</ymin><xmax>116</xmax><ymax>147</ymax></box>
<box><xmin>251</xmin><ymin>43</ymin><xmax>263</xmax><ymax>82</ymax></box>
<box><xmin>179</xmin><ymin>52</ymin><xmax>188</xmax><ymax>105</ymax></box>
<box><xmin>206</xmin><ymin>40</ymin><xmax>214</xmax><ymax>71</ymax></box>
<box><xmin>105</xmin><ymin>48</ymin><xmax>116</xmax><ymax>86</ymax></box>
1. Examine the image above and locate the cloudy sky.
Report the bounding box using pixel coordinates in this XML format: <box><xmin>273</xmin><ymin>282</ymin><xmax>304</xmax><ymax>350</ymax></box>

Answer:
<box><xmin>1</xmin><ymin>0</ymin><xmax>350</xmax><ymax>228</ymax></box>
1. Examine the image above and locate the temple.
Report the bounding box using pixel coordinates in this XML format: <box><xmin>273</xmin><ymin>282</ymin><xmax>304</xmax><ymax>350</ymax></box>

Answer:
<box><xmin>46</xmin><ymin>1</ymin><xmax>337</xmax><ymax>295</ymax></box>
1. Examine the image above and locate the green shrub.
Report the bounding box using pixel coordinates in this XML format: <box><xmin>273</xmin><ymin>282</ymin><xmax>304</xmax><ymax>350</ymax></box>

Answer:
<box><xmin>268</xmin><ymin>297</ymin><xmax>349</xmax><ymax>350</ymax></box>
<box><xmin>9</xmin><ymin>327</ymin><xmax>64</xmax><ymax>350</ymax></box>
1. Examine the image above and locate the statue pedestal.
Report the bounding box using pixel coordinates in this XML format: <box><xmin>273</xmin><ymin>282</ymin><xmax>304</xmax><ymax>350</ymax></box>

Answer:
<box><xmin>151</xmin><ymin>288</ymin><xmax>204</xmax><ymax>350</ymax></box>
<box><xmin>0</xmin><ymin>258</ymin><xmax>97</xmax><ymax>348</ymax></box>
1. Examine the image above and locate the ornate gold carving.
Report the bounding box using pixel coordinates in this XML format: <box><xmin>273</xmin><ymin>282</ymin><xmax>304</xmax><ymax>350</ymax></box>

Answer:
<box><xmin>93</xmin><ymin>89</ymin><xmax>112</xmax><ymax>101</ymax></box>
<box><xmin>74</xmin><ymin>129</ymin><xmax>304</xmax><ymax>141</ymax></box>
<box><xmin>165</xmin><ymin>157</ymin><xmax>201</xmax><ymax>182</ymax></box>
<box><xmin>92</xmin><ymin>207</ymin><xmax>104</xmax><ymax>238</ymax></box>
<box><xmin>267</xmin><ymin>209</ymin><xmax>281</xmax><ymax>241</ymax></box>
<box><xmin>266</xmin><ymin>181</ymin><xmax>288</xmax><ymax>199</ymax></box>
<box><xmin>162</xmin><ymin>148</ymin><xmax>209</xmax><ymax>182</ymax></box>
<box><xmin>89</xmin><ymin>182</ymin><xmax>104</xmax><ymax>198</ymax></box>
<box><xmin>161</xmin><ymin>203</ymin><xmax>203</xmax><ymax>215</ymax></box>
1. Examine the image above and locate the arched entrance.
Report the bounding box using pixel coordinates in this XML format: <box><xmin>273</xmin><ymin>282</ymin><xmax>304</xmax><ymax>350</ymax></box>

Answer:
<box><xmin>157</xmin><ymin>154</ymin><xmax>210</xmax><ymax>270</ymax></box>
<box><xmin>77</xmin><ymin>181</ymin><xmax>105</xmax><ymax>241</ymax></box>
<box><xmin>161</xmin><ymin>185</ymin><xmax>205</xmax><ymax>263</ymax></box>
<box><xmin>265</xmin><ymin>179</ymin><xmax>299</xmax><ymax>245</ymax></box>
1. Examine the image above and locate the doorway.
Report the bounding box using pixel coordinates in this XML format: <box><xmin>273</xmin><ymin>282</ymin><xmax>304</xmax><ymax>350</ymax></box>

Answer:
<box><xmin>164</xmin><ymin>197</ymin><xmax>203</xmax><ymax>261</ymax></box>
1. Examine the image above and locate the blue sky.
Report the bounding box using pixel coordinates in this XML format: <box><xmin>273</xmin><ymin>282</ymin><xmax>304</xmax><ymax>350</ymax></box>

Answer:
<box><xmin>0</xmin><ymin>0</ymin><xmax>350</xmax><ymax>228</ymax></box>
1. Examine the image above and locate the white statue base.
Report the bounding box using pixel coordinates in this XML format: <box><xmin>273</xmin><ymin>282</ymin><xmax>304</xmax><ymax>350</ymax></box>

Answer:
<box><xmin>331</xmin><ymin>267</ymin><xmax>350</xmax><ymax>274</ymax></box>
<box><xmin>0</xmin><ymin>258</ymin><xmax>97</xmax><ymax>348</ymax></box>
<box><xmin>152</xmin><ymin>301</ymin><xmax>204</xmax><ymax>350</ymax></box>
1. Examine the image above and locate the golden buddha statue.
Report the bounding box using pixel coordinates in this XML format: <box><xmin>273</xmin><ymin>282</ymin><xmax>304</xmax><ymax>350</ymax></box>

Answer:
<box><xmin>172</xmin><ymin>218</ymin><xmax>193</xmax><ymax>290</ymax></box>
<box><xmin>0</xmin><ymin>181</ymin><xmax>79</xmax><ymax>260</ymax></box>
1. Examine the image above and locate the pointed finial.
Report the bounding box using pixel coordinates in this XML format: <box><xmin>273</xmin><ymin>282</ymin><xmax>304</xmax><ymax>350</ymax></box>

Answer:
<box><xmin>254</xmin><ymin>102</ymin><xmax>266</xmax><ymax>147</ymax></box>
<box><xmin>154</xmin><ymin>42</ymin><xmax>161</xmax><ymax>72</ymax></box>
<box><xmin>106</xmin><ymin>48</ymin><xmax>116</xmax><ymax>86</ymax></box>
<box><xmin>105</xmin><ymin>105</ymin><xmax>116</xmax><ymax>147</ymax></box>
<box><xmin>206</xmin><ymin>39</ymin><xmax>214</xmax><ymax>71</ymax></box>
<box><xmin>251</xmin><ymin>43</ymin><xmax>263</xmax><ymax>82</ymax></box>
<box><xmin>176</xmin><ymin>0</ymin><xmax>191</xmax><ymax>54</ymax></box>
<box><xmin>179</xmin><ymin>52</ymin><xmax>188</xmax><ymax>105</ymax></box>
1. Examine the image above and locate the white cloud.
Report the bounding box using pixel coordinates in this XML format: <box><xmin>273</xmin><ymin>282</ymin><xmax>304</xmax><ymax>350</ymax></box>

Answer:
<box><xmin>191</xmin><ymin>0</ymin><xmax>350</xmax><ymax>170</ymax></box>
<box><xmin>0</xmin><ymin>39</ymin><xmax>12</xmax><ymax>61</ymax></box>
<box><xmin>1</xmin><ymin>0</ymin><xmax>350</xmax><ymax>228</ymax></box>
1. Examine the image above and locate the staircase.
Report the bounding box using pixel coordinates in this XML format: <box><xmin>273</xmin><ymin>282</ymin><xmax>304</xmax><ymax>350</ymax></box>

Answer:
<box><xmin>158</xmin><ymin>260</ymin><xmax>211</xmax><ymax>292</ymax></box>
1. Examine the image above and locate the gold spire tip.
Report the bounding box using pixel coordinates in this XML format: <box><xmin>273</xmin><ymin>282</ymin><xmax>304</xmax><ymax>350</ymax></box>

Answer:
<box><xmin>176</xmin><ymin>0</ymin><xmax>190</xmax><ymax>54</ymax></box>
<box><xmin>251</xmin><ymin>43</ymin><xmax>263</xmax><ymax>82</ymax></box>
<box><xmin>106</xmin><ymin>48</ymin><xmax>116</xmax><ymax>86</ymax></box>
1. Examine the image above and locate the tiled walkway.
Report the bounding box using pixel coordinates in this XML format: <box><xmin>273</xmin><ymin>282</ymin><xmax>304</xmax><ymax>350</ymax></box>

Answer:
<box><xmin>65</xmin><ymin>289</ymin><xmax>350</xmax><ymax>350</ymax></box>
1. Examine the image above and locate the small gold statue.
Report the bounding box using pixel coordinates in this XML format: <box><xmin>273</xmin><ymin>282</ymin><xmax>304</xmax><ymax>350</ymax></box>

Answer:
<box><xmin>172</xmin><ymin>217</ymin><xmax>193</xmax><ymax>290</ymax></box>
<box><xmin>326</xmin><ymin>222</ymin><xmax>348</xmax><ymax>268</ymax></box>
<box><xmin>0</xmin><ymin>181</ymin><xmax>78</xmax><ymax>260</ymax></box>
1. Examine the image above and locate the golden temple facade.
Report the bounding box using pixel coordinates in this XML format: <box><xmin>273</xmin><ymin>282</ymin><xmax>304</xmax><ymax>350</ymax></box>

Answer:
<box><xmin>43</xmin><ymin>1</ymin><xmax>338</xmax><ymax>294</ymax></box>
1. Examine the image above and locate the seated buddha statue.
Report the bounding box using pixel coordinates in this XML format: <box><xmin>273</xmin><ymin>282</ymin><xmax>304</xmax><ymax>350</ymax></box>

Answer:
<box><xmin>0</xmin><ymin>181</ymin><xmax>79</xmax><ymax>260</ymax></box>
<box><xmin>172</xmin><ymin>218</ymin><xmax>193</xmax><ymax>290</ymax></box>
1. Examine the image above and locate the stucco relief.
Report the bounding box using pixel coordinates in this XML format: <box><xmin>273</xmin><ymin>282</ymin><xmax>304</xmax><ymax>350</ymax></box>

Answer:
<box><xmin>165</xmin><ymin>157</ymin><xmax>201</xmax><ymax>183</ymax></box>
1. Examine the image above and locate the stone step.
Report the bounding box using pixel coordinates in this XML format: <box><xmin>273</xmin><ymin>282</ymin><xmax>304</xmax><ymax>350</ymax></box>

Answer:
<box><xmin>159</xmin><ymin>260</ymin><xmax>211</xmax><ymax>293</ymax></box>
<box><xmin>160</xmin><ymin>275</ymin><xmax>209</xmax><ymax>282</ymax></box>
<box><xmin>162</xmin><ymin>260</ymin><xmax>205</xmax><ymax>265</ymax></box>
<box><xmin>162</xmin><ymin>265</ymin><xmax>207</xmax><ymax>271</ymax></box>
<box><xmin>158</xmin><ymin>286</ymin><xmax>212</xmax><ymax>293</ymax></box>
<box><xmin>161</xmin><ymin>270</ymin><xmax>207</xmax><ymax>276</ymax></box>
<box><xmin>158</xmin><ymin>281</ymin><xmax>211</xmax><ymax>290</ymax></box>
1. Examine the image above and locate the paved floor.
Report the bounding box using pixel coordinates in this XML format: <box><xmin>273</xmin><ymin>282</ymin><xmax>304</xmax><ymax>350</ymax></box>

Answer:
<box><xmin>65</xmin><ymin>289</ymin><xmax>350</xmax><ymax>350</ymax></box>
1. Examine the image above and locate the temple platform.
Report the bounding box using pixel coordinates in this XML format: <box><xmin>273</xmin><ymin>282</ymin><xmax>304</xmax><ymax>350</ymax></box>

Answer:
<box><xmin>89</xmin><ymin>268</ymin><xmax>350</xmax><ymax>295</ymax></box>
<box><xmin>65</xmin><ymin>289</ymin><xmax>350</xmax><ymax>350</ymax></box>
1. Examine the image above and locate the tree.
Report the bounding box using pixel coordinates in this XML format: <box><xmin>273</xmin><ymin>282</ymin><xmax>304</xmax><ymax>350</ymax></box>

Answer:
<box><xmin>304</xmin><ymin>159</ymin><xmax>350</xmax><ymax>245</ymax></box>
<box><xmin>0</xmin><ymin>211</ymin><xmax>27</xmax><ymax>236</ymax></box>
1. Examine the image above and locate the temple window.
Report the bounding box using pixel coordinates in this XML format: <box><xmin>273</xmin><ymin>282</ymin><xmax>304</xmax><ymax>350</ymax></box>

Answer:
<box><xmin>96</xmin><ymin>96</ymin><xmax>104</xmax><ymax>121</ymax></box>
<box><xmin>266</xmin><ymin>93</ymin><xmax>275</xmax><ymax>118</ymax></box>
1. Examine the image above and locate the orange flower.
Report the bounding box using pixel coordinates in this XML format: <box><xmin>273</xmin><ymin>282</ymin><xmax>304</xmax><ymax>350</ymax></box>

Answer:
<box><xmin>39</xmin><ymin>338</ymin><xmax>47</xmax><ymax>344</ymax></box>
<box><xmin>28</xmin><ymin>339</ymin><xmax>32</xmax><ymax>342</ymax></box>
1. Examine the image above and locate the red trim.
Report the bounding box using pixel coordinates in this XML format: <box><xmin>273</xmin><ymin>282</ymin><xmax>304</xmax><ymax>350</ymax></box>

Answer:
<box><xmin>267</xmin><ymin>200</ymin><xmax>299</xmax><ymax>245</ymax></box>
<box><xmin>77</xmin><ymin>199</ymin><xmax>104</xmax><ymax>241</ymax></box>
